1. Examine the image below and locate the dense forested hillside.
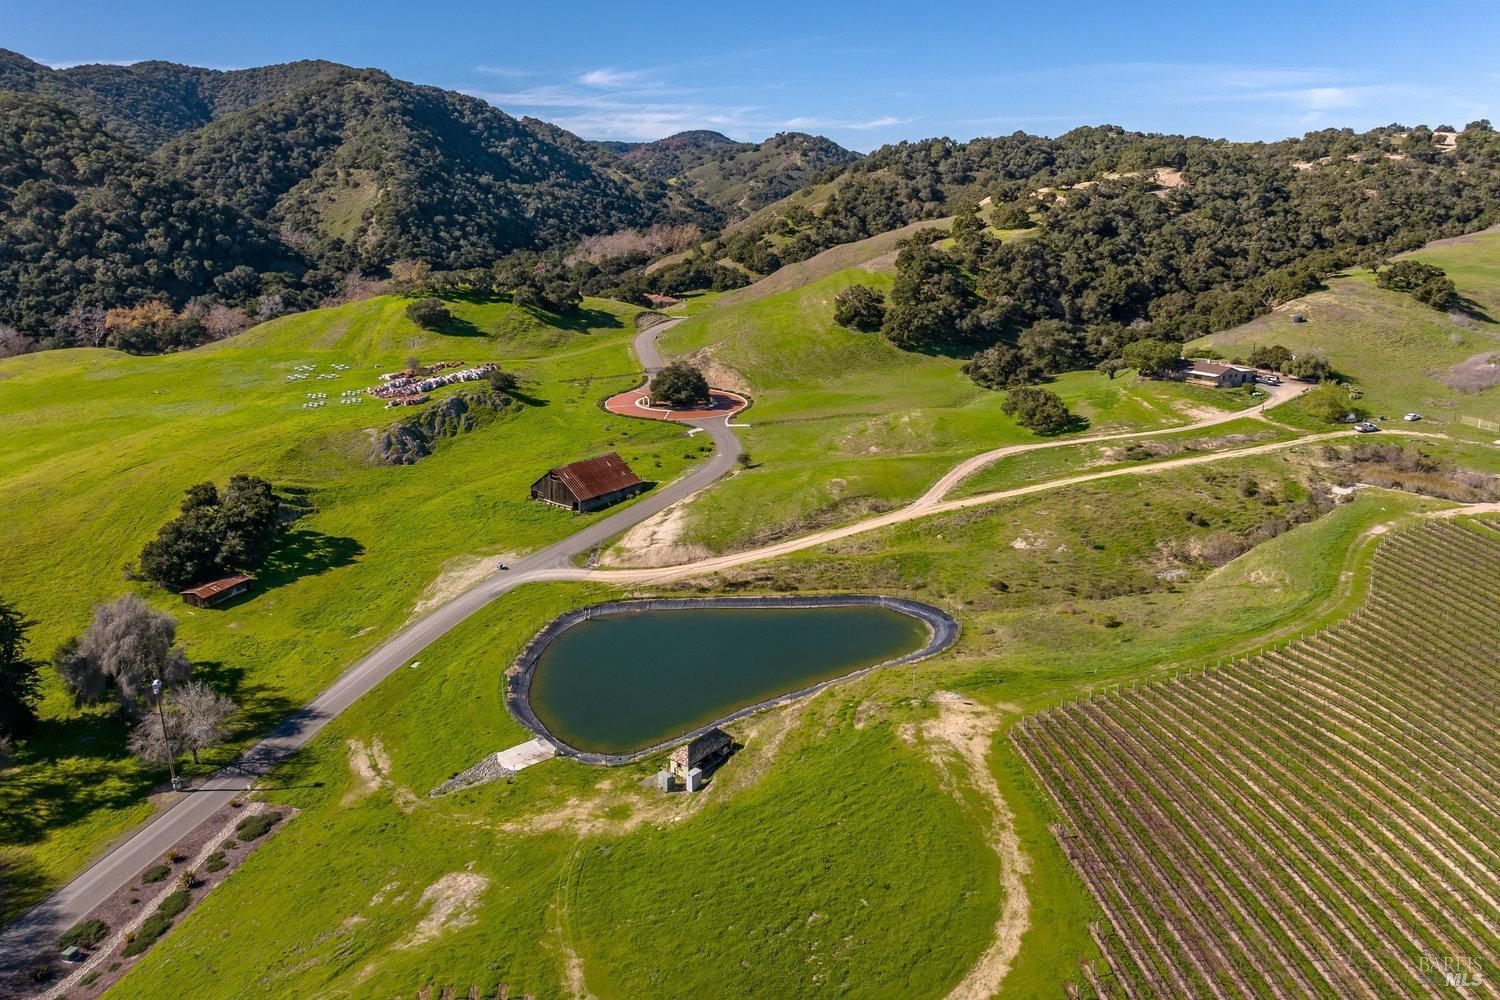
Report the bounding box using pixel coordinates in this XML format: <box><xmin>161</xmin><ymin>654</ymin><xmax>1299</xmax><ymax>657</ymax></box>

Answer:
<box><xmin>0</xmin><ymin>93</ymin><xmax>300</xmax><ymax>347</ymax></box>
<box><xmin>156</xmin><ymin>68</ymin><xmax>706</xmax><ymax>267</ymax></box>
<box><xmin>0</xmin><ymin>52</ymin><xmax>719</xmax><ymax>345</ymax></box>
<box><xmin>5</xmin><ymin>43</ymin><xmax>1500</xmax><ymax>369</ymax></box>
<box><xmin>708</xmin><ymin>123</ymin><xmax>1500</xmax><ymax>361</ymax></box>
<box><xmin>599</xmin><ymin>129</ymin><xmax>748</xmax><ymax>179</ymax></box>
<box><xmin>602</xmin><ymin>130</ymin><xmax>860</xmax><ymax>217</ymax></box>
<box><xmin>0</xmin><ymin>49</ymin><xmax>342</xmax><ymax>148</ymax></box>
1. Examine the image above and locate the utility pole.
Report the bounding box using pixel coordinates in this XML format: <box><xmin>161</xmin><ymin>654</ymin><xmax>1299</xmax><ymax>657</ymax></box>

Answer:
<box><xmin>152</xmin><ymin>678</ymin><xmax>181</xmax><ymax>792</ymax></box>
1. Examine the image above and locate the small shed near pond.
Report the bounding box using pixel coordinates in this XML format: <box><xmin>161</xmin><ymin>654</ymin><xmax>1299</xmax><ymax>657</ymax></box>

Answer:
<box><xmin>668</xmin><ymin>728</ymin><xmax>733</xmax><ymax>781</ymax></box>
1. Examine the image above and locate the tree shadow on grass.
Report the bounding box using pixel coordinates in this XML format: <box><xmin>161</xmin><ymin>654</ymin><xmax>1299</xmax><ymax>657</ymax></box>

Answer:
<box><xmin>433</xmin><ymin>316</ymin><xmax>487</xmax><ymax>338</ymax></box>
<box><xmin>0</xmin><ymin>713</ymin><xmax>153</xmax><ymax>848</ymax></box>
<box><xmin>544</xmin><ymin>306</ymin><xmax>623</xmax><ymax>334</ymax></box>
<box><xmin>1452</xmin><ymin>295</ymin><xmax>1497</xmax><ymax>324</ymax></box>
<box><xmin>0</xmin><ymin>853</ymin><xmax>56</xmax><ymax>956</ymax></box>
<box><xmin>229</xmin><ymin>530</ymin><xmax>363</xmax><ymax>599</ymax></box>
<box><xmin>1032</xmin><ymin>415</ymin><xmax>1092</xmax><ymax>437</ymax></box>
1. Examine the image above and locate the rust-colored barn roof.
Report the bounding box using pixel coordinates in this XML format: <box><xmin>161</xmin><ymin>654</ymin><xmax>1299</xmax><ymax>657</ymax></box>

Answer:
<box><xmin>549</xmin><ymin>452</ymin><xmax>643</xmax><ymax>503</ymax></box>
<box><xmin>180</xmin><ymin>573</ymin><xmax>252</xmax><ymax>601</ymax></box>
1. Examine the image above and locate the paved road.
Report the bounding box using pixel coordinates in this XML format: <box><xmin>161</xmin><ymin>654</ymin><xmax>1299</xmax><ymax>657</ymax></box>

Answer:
<box><xmin>0</xmin><ymin>317</ymin><xmax>739</xmax><ymax>963</ymax></box>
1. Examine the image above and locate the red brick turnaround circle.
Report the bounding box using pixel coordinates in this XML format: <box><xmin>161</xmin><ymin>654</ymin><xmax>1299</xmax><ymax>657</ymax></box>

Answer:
<box><xmin>603</xmin><ymin>386</ymin><xmax>748</xmax><ymax>422</ymax></box>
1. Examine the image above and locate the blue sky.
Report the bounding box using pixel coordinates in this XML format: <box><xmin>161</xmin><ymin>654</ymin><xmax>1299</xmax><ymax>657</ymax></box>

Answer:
<box><xmin>5</xmin><ymin>0</ymin><xmax>1498</xmax><ymax>150</ymax></box>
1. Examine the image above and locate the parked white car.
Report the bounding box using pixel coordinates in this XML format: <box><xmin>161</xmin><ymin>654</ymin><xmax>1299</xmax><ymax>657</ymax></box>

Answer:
<box><xmin>1354</xmin><ymin>422</ymin><xmax>1379</xmax><ymax>433</ymax></box>
<box><xmin>1258</xmin><ymin>373</ymin><xmax>1281</xmax><ymax>385</ymax></box>
<box><xmin>1403</xmin><ymin>412</ymin><xmax>1421</xmax><ymax>421</ymax></box>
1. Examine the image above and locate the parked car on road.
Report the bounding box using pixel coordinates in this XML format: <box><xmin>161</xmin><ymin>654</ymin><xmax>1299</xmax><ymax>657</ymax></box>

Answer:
<box><xmin>1354</xmin><ymin>422</ymin><xmax>1379</xmax><ymax>433</ymax></box>
<box><xmin>1259</xmin><ymin>373</ymin><xmax>1281</xmax><ymax>385</ymax></box>
<box><xmin>1403</xmin><ymin>412</ymin><xmax>1421</xmax><ymax>421</ymax></box>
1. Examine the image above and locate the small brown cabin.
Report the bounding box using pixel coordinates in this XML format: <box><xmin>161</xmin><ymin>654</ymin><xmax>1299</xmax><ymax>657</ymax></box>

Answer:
<box><xmin>179</xmin><ymin>573</ymin><xmax>252</xmax><ymax>608</ymax></box>
<box><xmin>668</xmin><ymin>728</ymin><xmax>733</xmax><ymax>780</ymax></box>
<box><xmin>530</xmin><ymin>452</ymin><xmax>645</xmax><ymax>513</ymax></box>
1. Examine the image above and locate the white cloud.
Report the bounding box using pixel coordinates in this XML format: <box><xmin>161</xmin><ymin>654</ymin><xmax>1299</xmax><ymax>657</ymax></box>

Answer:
<box><xmin>782</xmin><ymin>114</ymin><xmax>913</xmax><ymax>131</ymax></box>
<box><xmin>475</xmin><ymin>64</ymin><xmax>531</xmax><ymax>78</ymax></box>
<box><xmin>578</xmin><ymin>67</ymin><xmax>649</xmax><ymax>88</ymax></box>
<box><xmin>465</xmin><ymin>86</ymin><xmax>769</xmax><ymax>140</ymax></box>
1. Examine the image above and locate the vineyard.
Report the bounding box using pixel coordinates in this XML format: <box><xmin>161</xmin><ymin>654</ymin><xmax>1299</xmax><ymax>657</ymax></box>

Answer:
<box><xmin>1014</xmin><ymin>519</ymin><xmax>1500</xmax><ymax>998</ymax></box>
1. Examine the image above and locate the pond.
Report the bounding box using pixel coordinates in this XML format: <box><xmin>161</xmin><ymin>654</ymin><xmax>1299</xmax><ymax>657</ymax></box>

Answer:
<box><xmin>512</xmin><ymin>599</ymin><xmax>957</xmax><ymax>760</ymax></box>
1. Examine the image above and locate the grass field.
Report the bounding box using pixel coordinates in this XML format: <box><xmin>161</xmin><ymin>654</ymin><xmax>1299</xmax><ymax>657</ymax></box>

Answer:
<box><xmin>1015</xmin><ymin>519</ymin><xmax>1500</xmax><ymax>997</ymax></box>
<box><xmin>102</xmin><ymin>583</ymin><xmax>1003</xmax><ymax>999</ymax></box>
<box><xmin>102</xmin><ymin>450</ymin><xmax>1448</xmax><ymax>998</ymax></box>
<box><xmin>1200</xmin><ymin>228</ymin><xmax>1500</xmax><ymax>440</ymax></box>
<box><xmin>0</xmin><ymin>294</ymin><xmax>703</xmax><ymax>922</ymax></box>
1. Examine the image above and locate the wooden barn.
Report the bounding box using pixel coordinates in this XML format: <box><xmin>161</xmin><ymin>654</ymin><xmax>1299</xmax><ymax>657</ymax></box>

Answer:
<box><xmin>179</xmin><ymin>573</ymin><xmax>252</xmax><ymax>608</ymax></box>
<box><xmin>530</xmin><ymin>452</ymin><xmax>645</xmax><ymax>513</ymax></box>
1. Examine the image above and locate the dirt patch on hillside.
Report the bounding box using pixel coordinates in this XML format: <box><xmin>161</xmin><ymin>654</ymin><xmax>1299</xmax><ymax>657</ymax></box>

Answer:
<box><xmin>678</xmin><ymin>348</ymin><xmax>751</xmax><ymax>396</ymax></box>
<box><xmin>496</xmin><ymin>704</ymin><xmax>806</xmax><ymax>838</ymax></box>
<box><xmin>343</xmin><ymin>737</ymin><xmax>420</xmax><ymax>812</ymax></box>
<box><xmin>343</xmin><ymin>738</ymin><xmax>389</xmax><ymax>804</ymax></box>
<box><xmin>599</xmin><ymin>501</ymin><xmax>710</xmax><ymax>568</ymax></box>
<box><xmin>398</xmin><ymin>869</ymin><xmax>490</xmax><ymax>949</ymax></box>
<box><xmin>919</xmin><ymin>693</ymin><xmax>1030</xmax><ymax>1000</ymax></box>
<box><xmin>1438</xmin><ymin>351</ymin><xmax>1500</xmax><ymax>393</ymax></box>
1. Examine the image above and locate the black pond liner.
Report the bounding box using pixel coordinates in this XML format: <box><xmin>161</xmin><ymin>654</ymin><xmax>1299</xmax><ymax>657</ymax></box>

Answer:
<box><xmin>506</xmin><ymin>595</ymin><xmax>960</xmax><ymax>764</ymax></box>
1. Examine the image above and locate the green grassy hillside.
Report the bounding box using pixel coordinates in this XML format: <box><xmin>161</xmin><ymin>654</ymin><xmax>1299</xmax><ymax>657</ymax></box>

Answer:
<box><xmin>1198</xmin><ymin>226</ymin><xmax>1500</xmax><ymax>439</ymax></box>
<box><xmin>103</xmin><ymin>582</ymin><xmax>1003</xmax><ymax>1000</ymax></box>
<box><xmin>640</xmin><ymin>267</ymin><xmax>1248</xmax><ymax>557</ymax></box>
<box><xmin>0</xmin><ymin>295</ymin><xmax>700</xmax><ymax>921</ymax></box>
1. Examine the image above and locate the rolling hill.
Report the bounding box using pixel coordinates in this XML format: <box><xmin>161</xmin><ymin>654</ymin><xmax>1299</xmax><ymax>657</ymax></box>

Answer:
<box><xmin>154</xmin><ymin>66</ymin><xmax>705</xmax><ymax>267</ymax></box>
<box><xmin>602</xmin><ymin>129</ymin><xmax>860</xmax><ymax>218</ymax></box>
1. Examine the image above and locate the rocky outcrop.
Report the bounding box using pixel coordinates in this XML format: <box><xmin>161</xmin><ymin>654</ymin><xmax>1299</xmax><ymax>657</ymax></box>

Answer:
<box><xmin>372</xmin><ymin>390</ymin><xmax>510</xmax><ymax>465</ymax></box>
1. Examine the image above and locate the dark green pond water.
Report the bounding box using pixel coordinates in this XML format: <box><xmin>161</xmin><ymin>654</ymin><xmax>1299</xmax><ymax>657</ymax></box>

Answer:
<box><xmin>527</xmin><ymin>606</ymin><xmax>929</xmax><ymax>755</ymax></box>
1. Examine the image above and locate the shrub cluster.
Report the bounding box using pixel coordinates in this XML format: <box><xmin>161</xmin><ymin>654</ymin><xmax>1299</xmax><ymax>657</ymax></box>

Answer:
<box><xmin>139</xmin><ymin>476</ymin><xmax>283</xmax><ymax>590</ymax></box>
<box><xmin>234</xmin><ymin>810</ymin><xmax>281</xmax><ymax>842</ymax></box>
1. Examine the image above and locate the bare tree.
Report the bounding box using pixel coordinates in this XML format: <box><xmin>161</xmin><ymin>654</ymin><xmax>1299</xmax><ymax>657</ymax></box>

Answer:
<box><xmin>0</xmin><ymin>323</ymin><xmax>36</xmax><ymax>358</ymax></box>
<box><xmin>319</xmin><ymin>271</ymin><xmax>388</xmax><ymax>308</ymax></box>
<box><xmin>58</xmin><ymin>595</ymin><xmax>191</xmax><ymax>707</ymax></box>
<box><xmin>388</xmin><ymin>259</ymin><xmax>432</xmax><ymax>294</ymax></box>
<box><xmin>254</xmin><ymin>293</ymin><xmax>286</xmax><ymax>320</ymax></box>
<box><xmin>58</xmin><ymin>305</ymin><xmax>107</xmax><ymax>348</ymax></box>
<box><xmin>127</xmin><ymin>710</ymin><xmax>182</xmax><ymax>768</ymax></box>
<box><xmin>173</xmin><ymin>681</ymin><xmax>235</xmax><ymax>765</ymax></box>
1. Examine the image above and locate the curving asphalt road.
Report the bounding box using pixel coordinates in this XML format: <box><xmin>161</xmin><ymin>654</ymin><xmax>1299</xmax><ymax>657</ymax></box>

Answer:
<box><xmin>0</xmin><ymin>317</ymin><xmax>739</xmax><ymax>963</ymax></box>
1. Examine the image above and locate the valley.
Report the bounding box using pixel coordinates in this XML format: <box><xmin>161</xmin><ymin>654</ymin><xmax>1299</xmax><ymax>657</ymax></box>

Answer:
<box><xmin>0</xmin><ymin>30</ymin><xmax>1497</xmax><ymax>1000</ymax></box>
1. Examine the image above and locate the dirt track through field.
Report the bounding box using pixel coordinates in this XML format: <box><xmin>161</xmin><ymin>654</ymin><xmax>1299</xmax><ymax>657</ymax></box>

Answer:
<box><xmin>584</xmin><ymin>428</ymin><xmax>1448</xmax><ymax>587</ymax></box>
<box><xmin>919</xmin><ymin>695</ymin><xmax>1031</xmax><ymax>1000</ymax></box>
